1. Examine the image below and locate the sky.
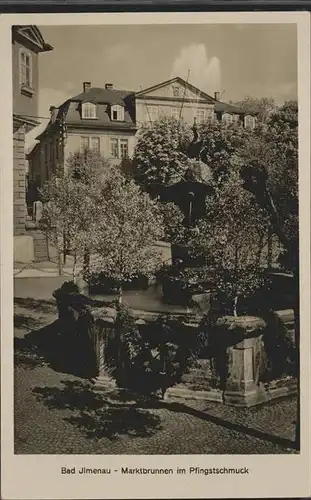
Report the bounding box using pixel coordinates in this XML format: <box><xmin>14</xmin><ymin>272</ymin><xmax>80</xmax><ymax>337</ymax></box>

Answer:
<box><xmin>26</xmin><ymin>23</ymin><xmax>297</xmax><ymax>151</ymax></box>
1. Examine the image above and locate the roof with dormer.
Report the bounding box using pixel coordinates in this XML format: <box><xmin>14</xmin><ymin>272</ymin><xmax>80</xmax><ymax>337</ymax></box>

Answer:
<box><xmin>70</xmin><ymin>87</ymin><xmax>134</xmax><ymax>106</ymax></box>
<box><xmin>35</xmin><ymin>76</ymin><xmax>252</xmax><ymax>141</ymax></box>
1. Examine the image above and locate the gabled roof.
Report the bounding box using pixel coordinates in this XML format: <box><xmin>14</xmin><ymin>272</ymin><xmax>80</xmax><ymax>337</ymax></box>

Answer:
<box><xmin>136</xmin><ymin>76</ymin><xmax>215</xmax><ymax>103</ymax></box>
<box><xmin>27</xmin><ymin>142</ymin><xmax>41</xmax><ymax>158</ymax></box>
<box><xmin>214</xmin><ymin>101</ymin><xmax>246</xmax><ymax>115</ymax></box>
<box><xmin>35</xmin><ymin>87</ymin><xmax>136</xmax><ymax>140</ymax></box>
<box><xmin>12</xmin><ymin>25</ymin><xmax>53</xmax><ymax>53</ymax></box>
<box><xmin>136</xmin><ymin>76</ymin><xmax>247</xmax><ymax>115</ymax></box>
<box><xmin>70</xmin><ymin>87</ymin><xmax>134</xmax><ymax>106</ymax></box>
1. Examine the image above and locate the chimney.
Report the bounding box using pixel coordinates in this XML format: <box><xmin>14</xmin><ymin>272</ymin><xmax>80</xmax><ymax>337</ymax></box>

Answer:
<box><xmin>214</xmin><ymin>91</ymin><xmax>220</xmax><ymax>101</ymax></box>
<box><xmin>83</xmin><ymin>82</ymin><xmax>91</xmax><ymax>93</ymax></box>
<box><xmin>105</xmin><ymin>83</ymin><xmax>113</xmax><ymax>90</ymax></box>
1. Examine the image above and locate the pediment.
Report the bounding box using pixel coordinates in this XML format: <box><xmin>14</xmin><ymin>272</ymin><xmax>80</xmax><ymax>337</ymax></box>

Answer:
<box><xmin>136</xmin><ymin>77</ymin><xmax>214</xmax><ymax>103</ymax></box>
<box><xmin>13</xmin><ymin>25</ymin><xmax>53</xmax><ymax>52</ymax></box>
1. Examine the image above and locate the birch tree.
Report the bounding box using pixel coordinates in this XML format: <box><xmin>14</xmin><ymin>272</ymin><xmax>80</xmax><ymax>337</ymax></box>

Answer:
<box><xmin>190</xmin><ymin>168</ymin><xmax>269</xmax><ymax>317</ymax></box>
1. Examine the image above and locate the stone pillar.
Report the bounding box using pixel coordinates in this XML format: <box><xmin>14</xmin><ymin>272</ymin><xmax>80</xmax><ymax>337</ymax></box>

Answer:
<box><xmin>221</xmin><ymin>316</ymin><xmax>268</xmax><ymax>407</ymax></box>
<box><xmin>225</xmin><ymin>336</ymin><xmax>266</xmax><ymax>407</ymax></box>
<box><xmin>13</xmin><ymin>125</ymin><xmax>27</xmax><ymax>236</ymax></box>
<box><xmin>91</xmin><ymin>315</ymin><xmax>117</xmax><ymax>392</ymax></box>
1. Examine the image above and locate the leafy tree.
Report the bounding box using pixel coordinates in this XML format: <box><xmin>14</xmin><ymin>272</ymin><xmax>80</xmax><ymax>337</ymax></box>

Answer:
<box><xmin>84</xmin><ymin>166</ymin><xmax>165</xmax><ymax>302</ymax></box>
<box><xmin>238</xmin><ymin>100</ymin><xmax>298</xmax><ymax>269</ymax></box>
<box><xmin>39</xmin><ymin>150</ymin><xmax>106</xmax><ymax>279</ymax></box>
<box><xmin>196</xmin><ymin>119</ymin><xmax>251</xmax><ymax>185</ymax></box>
<box><xmin>190</xmin><ymin>167</ymin><xmax>269</xmax><ymax>316</ymax></box>
<box><xmin>40</xmin><ymin>150</ymin><xmax>165</xmax><ymax>294</ymax></box>
<box><xmin>231</xmin><ymin>96</ymin><xmax>277</xmax><ymax>123</ymax></box>
<box><xmin>132</xmin><ymin>116</ymin><xmax>193</xmax><ymax>189</ymax></box>
<box><xmin>238</xmin><ymin>100</ymin><xmax>299</xmax><ymax>450</ymax></box>
<box><xmin>157</xmin><ymin>201</ymin><xmax>186</xmax><ymax>244</ymax></box>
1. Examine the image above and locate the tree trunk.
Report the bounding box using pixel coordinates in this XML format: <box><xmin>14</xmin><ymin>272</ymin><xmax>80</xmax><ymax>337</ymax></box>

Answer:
<box><xmin>118</xmin><ymin>287</ymin><xmax>123</xmax><ymax>304</ymax></box>
<box><xmin>63</xmin><ymin>232</ymin><xmax>67</xmax><ymax>265</ymax></box>
<box><xmin>45</xmin><ymin>233</ymin><xmax>50</xmax><ymax>261</ymax></box>
<box><xmin>83</xmin><ymin>250</ymin><xmax>90</xmax><ymax>280</ymax></box>
<box><xmin>72</xmin><ymin>253</ymin><xmax>77</xmax><ymax>284</ymax></box>
<box><xmin>267</xmin><ymin>225</ymin><xmax>273</xmax><ymax>268</ymax></box>
<box><xmin>57</xmin><ymin>247</ymin><xmax>63</xmax><ymax>276</ymax></box>
<box><xmin>233</xmin><ymin>296</ymin><xmax>238</xmax><ymax>317</ymax></box>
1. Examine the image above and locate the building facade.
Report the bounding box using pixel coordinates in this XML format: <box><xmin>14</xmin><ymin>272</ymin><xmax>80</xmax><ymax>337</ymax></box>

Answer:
<box><xmin>12</xmin><ymin>25</ymin><xmax>53</xmax><ymax>235</ymax></box>
<box><xmin>28</xmin><ymin>77</ymin><xmax>256</xmax><ymax>187</ymax></box>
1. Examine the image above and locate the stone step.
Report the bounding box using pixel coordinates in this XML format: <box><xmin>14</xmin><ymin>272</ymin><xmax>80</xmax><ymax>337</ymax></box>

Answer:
<box><xmin>91</xmin><ymin>375</ymin><xmax>117</xmax><ymax>393</ymax></box>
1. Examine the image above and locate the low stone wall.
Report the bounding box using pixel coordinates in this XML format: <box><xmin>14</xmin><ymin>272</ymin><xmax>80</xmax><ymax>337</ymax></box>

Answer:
<box><xmin>166</xmin><ymin>312</ymin><xmax>297</xmax><ymax>407</ymax></box>
<box><xmin>59</xmin><ymin>292</ymin><xmax>297</xmax><ymax>407</ymax></box>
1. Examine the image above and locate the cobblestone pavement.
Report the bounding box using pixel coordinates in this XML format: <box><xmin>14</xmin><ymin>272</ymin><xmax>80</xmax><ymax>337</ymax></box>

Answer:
<box><xmin>14</xmin><ymin>279</ymin><xmax>298</xmax><ymax>455</ymax></box>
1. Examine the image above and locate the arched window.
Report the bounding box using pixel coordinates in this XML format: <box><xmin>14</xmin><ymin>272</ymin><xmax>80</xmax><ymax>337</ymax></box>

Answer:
<box><xmin>82</xmin><ymin>102</ymin><xmax>97</xmax><ymax>119</ymax></box>
<box><xmin>111</xmin><ymin>104</ymin><xmax>124</xmax><ymax>121</ymax></box>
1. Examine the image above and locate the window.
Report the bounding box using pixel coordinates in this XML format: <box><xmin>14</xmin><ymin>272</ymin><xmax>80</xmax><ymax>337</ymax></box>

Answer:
<box><xmin>244</xmin><ymin>115</ymin><xmax>256</xmax><ymax>130</ymax></box>
<box><xmin>120</xmin><ymin>139</ymin><xmax>128</xmax><ymax>159</ymax></box>
<box><xmin>80</xmin><ymin>136</ymin><xmax>100</xmax><ymax>152</ymax></box>
<box><xmin>172</xmin><ymin>86</ymin><xmax>180</xmax><ymax>97</ymax></box>
<box><xmin>81</xmin><ymin>136</ymin><xmax>90</xmax><ymax>151</ymax></box>
<box><xmin>222</xmin><ymin>113</ymin><xmax>233</xmax><ymax>125</ymax></box>
<box><xmin>111</xmin><ymin>104</ymin><xmax>124</xmax><ymax>121</ymax></box>
<box><xmin>91</xmin><ymin>137</ymin><xmax>100</xmax><ymax>153</ymax></box>
<box><xmin>171</xmin><ymin>107</ymin><xmax>180</xmax><ymax>120</ymax></box>
<box><xmin>205</xmin><ymin>109</ymin><xmax>215</xmax><ymax>122</ymax></box>
<box><xmin>110</xmin><ymin>138</ymin><xmax>119</xmax><ymax>158</ymax></box>
<box><xmin>82</xmin><ymin>102</ymin><xmax>97</xmax><ymax>119</ymax></box>
<box><xmin>148</xmin><ymin>106</ymin><xmax>158</xmax><ymax>123</ymax></box>
<box><xmin>110</xmin><ymin>138</ymin><xmax>129</xmax><ymax>159</ymax></box>
<box><xmin>196</xmin><ymin>109</ymin><xmax>205</xmax><ymax>124</ymax></box>
<box><xmin>20</xmin><ymin>50</ymin><xmax>32</xmax><ymax>88</ymax></box>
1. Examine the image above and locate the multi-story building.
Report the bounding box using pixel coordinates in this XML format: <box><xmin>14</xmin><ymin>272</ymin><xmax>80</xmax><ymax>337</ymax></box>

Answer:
<box><xmin>12</xmin><ymin>25</ymin><xmax>53</xmax><ymax>236</ymax></box>
<box><xmin>28</xmin><ymin>76</ymin><xmax>256</xmax><ymax>187</ymax></box>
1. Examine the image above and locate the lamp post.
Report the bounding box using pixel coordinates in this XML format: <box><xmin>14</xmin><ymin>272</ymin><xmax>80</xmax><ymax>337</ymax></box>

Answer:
<box><xmin>241</xmin><ymin>163</ymin><xmax>300</xmax><ymax>450</ymax></box>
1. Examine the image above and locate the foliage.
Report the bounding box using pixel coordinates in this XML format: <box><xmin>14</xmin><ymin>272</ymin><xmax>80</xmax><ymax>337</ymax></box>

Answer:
<box><xmin>132</xmin><ymin>116</ymin><xmax>193</xmax><ymax>188</ymax></box>
<box><xmin>261</xmin><ymin>311</ymin><xmax>296</xmax><ymax>383</ymax></box>
<box><xmin>189</xmin><ymin>167</ymin><xmax>269</xmax><ymax>316</ymax></box>
<box><xmin>197</xmin><ymin>314</ymin><xmax>230</xmax><ymax>391</ymax></box>
<box><xmin>156</xmin><ymin>201</ymin><xmax>186</xmax><ymax>244</ymax></box>
<box><xmin>39</xmin><ymin>150</ymin><xmax>109</xmax><ymax>278</ymax></box>
<box><xmin>53</xmin><ymin>281</ymin><xmax>90</xmax><ymax>319</ymax></box>
<box><xmin>231</xmin><ymin>96</ymin><xmax>277</xmax><ymax>123</ymax></box>
<box><xmin>238</xmin><ymin>100</ymin><xmax>298</xmax><ymax>271</ymax></box>
<box><xmin>84</xmin><ymin>166</ymin><xmax>164</xmax><ymax>298</ymax></box>
<box><xmin>107</xmin><ymin>306</ymin><xmax>199</xmax><ymax>398</ymax></box>
<box><xmin>196</xmin><ymin>120</ymin><xmax>251</xmax><ymax>185</ymax></box>
<box><xmin>40</xmin><ymin>150</ymin><xmax>164</xmax><ymax>294</ymax></box>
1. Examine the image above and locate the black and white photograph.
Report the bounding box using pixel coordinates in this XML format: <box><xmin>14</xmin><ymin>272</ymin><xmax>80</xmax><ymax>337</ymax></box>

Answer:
<box><xmin>1</xmin><ymin>11</ymin><xmax>310</xmax><ymax>500</ymax></box>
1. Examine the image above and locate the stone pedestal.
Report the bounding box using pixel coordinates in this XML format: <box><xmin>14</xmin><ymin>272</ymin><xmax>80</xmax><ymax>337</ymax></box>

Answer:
<box><xmin>224</xmin><ymin>336</ymin><xmax>267</xmax><ymax>407</ymax></box>
<box><xmin>88</xmin><ymin>313</ymin><xmax>117</xmax><ymax>393</ymax></box>
<box><xmin>92</xmin><ymin>374</ymin><xmax>117</xmax><ymax>393</ymax></box>
<box><xmin>222</xmin><ymin>314</ymin><xmax>297</xmax><ymax>407</ymax></box>
<box><xmin>14</xmin><ymin>235</ymin><xmax>34</xmax><ymax>263</ymax></box>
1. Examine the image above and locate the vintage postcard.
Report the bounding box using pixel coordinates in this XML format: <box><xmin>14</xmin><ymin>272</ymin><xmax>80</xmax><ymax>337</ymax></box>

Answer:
<box><xmin>0</xmin><ymin>11</ymin><xmax>310</xmax><ymax>500</ymax></box>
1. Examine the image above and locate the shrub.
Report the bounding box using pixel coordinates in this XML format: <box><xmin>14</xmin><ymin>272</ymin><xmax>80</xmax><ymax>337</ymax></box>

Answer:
<box><xmin>106</xmin><ymin>307</ymin><xmax>199</xmax><ymax>399</ymax></box>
